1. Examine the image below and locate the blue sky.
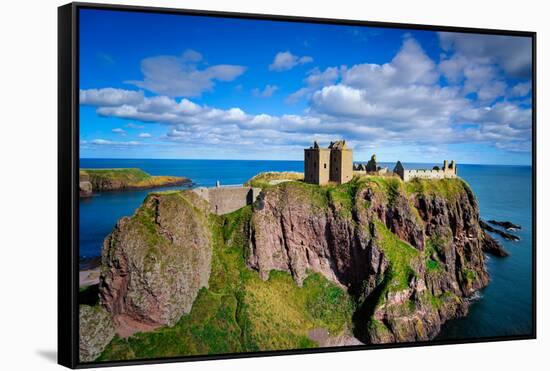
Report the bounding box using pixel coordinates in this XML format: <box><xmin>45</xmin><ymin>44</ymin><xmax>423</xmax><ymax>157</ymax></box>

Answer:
<box><xmin>79</xmin><ymin>8</ymin><xmax>533</xmax><ymax>165</ymax></box>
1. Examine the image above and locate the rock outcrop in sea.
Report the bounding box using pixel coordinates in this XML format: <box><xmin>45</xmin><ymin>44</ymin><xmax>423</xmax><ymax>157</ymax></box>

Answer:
<box><xmin>488</xmin><ymin>220</ymin><xmax>521</xmax><ymax>231</ymax></box>
<box><xmin>480</xmin><ymin>220</ymin><xmax>520</xmax><ymax>242</ymax></box>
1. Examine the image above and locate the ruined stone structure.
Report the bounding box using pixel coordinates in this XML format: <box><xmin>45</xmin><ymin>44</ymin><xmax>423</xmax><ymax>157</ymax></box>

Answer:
<box><xmin>353</xmin><ymin>154</ymin><xmax>389</xmax><ymax>176</ymax></box>
<box><xmin>304</xmin><ymin>140</ymin><xmax>353</xmax><ymax>185</ymax></box>
<box><xmin>193</xmin><ymin>184</ymin><xmax>261</xmax><ymax>215</ymax></box>
<box><xmin>365</xmin><ymin>154</ymin><xmax>378</xmax><ymax>172</ymax></box>
<box><xmin>353</xmin><ymin>163</ymin><xmax>366</xmax><ymax>171</ymax></box>
<box><xmin>394</xmin><ymin>160</ymin><xmax>458</xmax><ymax>182</ymax></box>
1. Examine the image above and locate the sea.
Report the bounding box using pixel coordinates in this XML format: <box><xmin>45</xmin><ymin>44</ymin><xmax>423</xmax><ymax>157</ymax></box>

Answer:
<box><xmin>79</xmin><ymin>158</ymin><xmax>533</xmax><ymax>341</ymax></box>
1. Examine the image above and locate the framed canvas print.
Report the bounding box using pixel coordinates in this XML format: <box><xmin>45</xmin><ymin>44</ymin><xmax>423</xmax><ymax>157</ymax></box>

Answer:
<box><xmin>58</xmin><ymin>2</ymin><xmax>536</xmax><ymax>368</ymax></box>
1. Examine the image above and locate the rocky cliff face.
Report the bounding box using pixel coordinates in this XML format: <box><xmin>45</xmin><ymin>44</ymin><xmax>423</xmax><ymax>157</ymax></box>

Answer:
<box><xmin>99</xmin><ymin>191</ymin><xmax>212</xmax><ymax>336</ymax></box>
<box><xmin>79</xmin><ymin>305</ymin><xmax>115</xmax><ymax>362</ymax></box>
<box><xmin>246</xmin><ymin>178</ymin><xmax>498</xmax><ymax>343</ymax></box>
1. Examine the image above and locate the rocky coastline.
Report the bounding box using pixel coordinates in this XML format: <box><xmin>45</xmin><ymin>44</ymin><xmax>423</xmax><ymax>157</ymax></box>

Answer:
<box><xmin>480</xmin><ymin>220</ymin><xmax>520</xmax><ymax>242</ymax></box>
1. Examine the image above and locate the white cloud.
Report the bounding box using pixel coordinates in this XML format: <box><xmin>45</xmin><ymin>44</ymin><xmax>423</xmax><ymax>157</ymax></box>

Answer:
<box><xmin>138</xmin><ymin>133</ymin><xmax>152</xmax><ymax>138</ymax></box>
<box><xmin>305</xmin><ymin>67</ymin><xmax>340</xmax><ymax>87</ymax></box>
<box><xmin>510</xmin><ymin>81</ymin><xmax>532</xmax><ymax>97</ymax></box>
<box><xmin>343</xmin><ymin>38</ymin><xmax>439</xmax><ymax>89</ymax></box>
<box><xmin>125</xmin><ymin>122</ymin><xmax>144</xmax><ymax>129</ymax></box>
<box><xmin>126</xmin><ymin>49</ymin><xmax>246</xmax><ymax>97</ymax></box>
<box><xmin>307</xmin><ymin>39</ymin><xmax>469</xmax><ymax>131</ymax></box>
<box><xmin>439</xmin><ymin>53</ymin><xmax>508</xmax><ymax>103</ymax></box>
<box><xmin>80</xmin><ymin>88</ymin><xmax>144</xmax><ymax>106</ymax></box>
<box><xmin>286</xmin><ymin>88</ymin><xmax>310</xmax><ymax>103</ymax></box>
<box><xmin>93</xmin><ymin>95</ymin><xmax>248</xmax><ymax>127</ymax></box>
<box><xmin>269</xmin><ymin>51</ymin><xmax>313</xmax><ymax>71</ymax></box>
<box><xmin>252</xmin><ymin>84</ymin><xmax>278</xmax><ymax>98</ymax></box>
<box><xmin>286</xmin><ymin>67</ymin><xmax>341</xmax><ymax>103</ymax></box>
<box><xmin>439</xmin><ymin>32</ymin><xmax>532</xmax><ymax>78</ymax></box>
<box><xmin>111</xmin><ymin>128</ymin><xmax>126</xmax><ymax>135</ymax></box>
<box><xmin>438</xmin><ymin>33</ymin><xmax>533</xmax><ymax>105</ymax></box>
<box><xmin>82</xmin><ymin>139</ymin><xmax>142</xmax><ymax>147</ymax></box>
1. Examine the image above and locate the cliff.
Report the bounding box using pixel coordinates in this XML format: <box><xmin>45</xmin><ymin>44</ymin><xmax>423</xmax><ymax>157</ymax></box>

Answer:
<box><xmin>99</xmin><ymin>191</ymin><xmax>213</xmax><ymax>336</ymax></box>
<box><xmin>82</xmin><ymin>174</ymin><xmax>503</xmax><ymax>361</ymax></box>
<box><xmin>246</xmin><ymin>174</ymin><xmax>499</xmax><ymax>342</ymax></box>
<box><xmin>79</xmin><ymin>305</ymin><xmax>115</xmax><ymax>362</ymax></box>
<box><xmin>79</xmin><ymin>168</ymin><xmax>191</xmax><ymax>195</ymax></box>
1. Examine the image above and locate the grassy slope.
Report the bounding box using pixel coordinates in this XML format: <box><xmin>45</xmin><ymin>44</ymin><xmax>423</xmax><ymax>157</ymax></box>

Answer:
<box><xmin>245</xmin><ymin>171</ymin><xmax>304</xmax><ymax>189</ymax></box>
<box><xmin>80</xmin><ymin>168</ymin><xmax>188</xmax><ymax>189</ymax></box>
<box><xmin>98</xmin><ymin>206</ymin><xmax>354</xmax><ymax>361</ymax></box>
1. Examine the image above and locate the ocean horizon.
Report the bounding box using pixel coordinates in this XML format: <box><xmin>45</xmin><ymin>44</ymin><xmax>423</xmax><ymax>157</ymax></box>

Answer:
<box><xmin>80</xmin><ymin>157</ymin><xmax>533</xmax><ymax>168</ymax></box>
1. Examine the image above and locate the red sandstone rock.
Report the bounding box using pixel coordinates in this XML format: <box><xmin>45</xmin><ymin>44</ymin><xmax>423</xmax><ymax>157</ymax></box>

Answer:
<box><xmin>246</xmin><ymin>180</ymin><xmax>491</xmax><ymax>343</ymax></box>
<box><xmin>99</xmin><ymin>191</ymin><xmax>212</xmax><ymax>334</ymax></box>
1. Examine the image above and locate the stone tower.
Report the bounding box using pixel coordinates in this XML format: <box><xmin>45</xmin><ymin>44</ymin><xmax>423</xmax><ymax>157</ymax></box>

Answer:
<box><xmin>304</xmin><ymin>141</ymin><xmax>331</xmax><ymax>185</ymax></box>
<box><xmin>328</xmin><ymin>140</ymin><xmax>353</xmax><ymax>184</ymax></box>
<box><xmin>444</xmin><ymin>160</ymin><xmax>457</xmax><ymax>176</ymax></box>
<box><xmin>304</xmin><ymin>140</ymin><xmax>353</xmax><ymax>185</ymax></box>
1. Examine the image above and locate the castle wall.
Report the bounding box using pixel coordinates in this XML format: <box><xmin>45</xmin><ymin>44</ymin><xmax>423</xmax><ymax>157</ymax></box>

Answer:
<box><xmin>193</xmin><ymin>186</ymin><xmax>261</xmax><ymax>215</ymax></box>
<box><xmin>304</xmin><ymin>148</ymin><xmax>330</xmax><ymax>185</ymax></box>
<box><xmin>339</xmin><ymin>149</ymin><xmax>353</xmax><ymax>184</ymax></box>
<box><xmin>395</xmin><ymin>159</ymin><xmax>458</xmax><ymax>182</ymax></box>
<box><xmin>330</xmin><ymin>149</ymin><xmax>353</xmax><ymax>184</ymax></box>
<box><xmin>402</xmin><ymin>169</ymin><xmax>457</xmax><ymax>182</ymax></box>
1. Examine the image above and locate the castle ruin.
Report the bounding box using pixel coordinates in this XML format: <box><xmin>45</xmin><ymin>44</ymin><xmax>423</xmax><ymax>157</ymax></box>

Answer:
<box><xmin>354</xmin><ymin>154</ymin><xmax>389</xmax><ymax>175</ymax></box>
<box><xmin>304</xmin><ymin>140</ymin><xmax>353</xmax><ymax>185</ymax></box>
<box><xmin>304</xmin><ymin>139</ymin><xmax>457</xmax><ymax>184</ymax></box>
<box><xmin>394</xmin><ymin>160</ymin><xmax>457</xmax><ymax>182</ymax></box>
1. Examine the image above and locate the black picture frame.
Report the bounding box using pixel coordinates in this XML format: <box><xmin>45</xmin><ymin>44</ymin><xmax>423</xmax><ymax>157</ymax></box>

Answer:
<box><xmin>58</xmin><ymin>2</ymin><xmax>537</xmax><ymax>369</ymax></box>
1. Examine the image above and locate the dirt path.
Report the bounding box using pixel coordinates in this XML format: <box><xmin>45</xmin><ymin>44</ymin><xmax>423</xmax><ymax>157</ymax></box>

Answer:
<box><xmin>308</xmin><ymin>327</ymin><xmax>364</xmax><ymax>347</ymax></box>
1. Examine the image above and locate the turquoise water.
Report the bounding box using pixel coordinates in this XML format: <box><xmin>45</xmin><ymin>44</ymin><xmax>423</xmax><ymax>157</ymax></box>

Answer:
<box><xmin>79</xmin><ymin>158</ymin><xmax>533</xmax><ymax>341</ymax></box>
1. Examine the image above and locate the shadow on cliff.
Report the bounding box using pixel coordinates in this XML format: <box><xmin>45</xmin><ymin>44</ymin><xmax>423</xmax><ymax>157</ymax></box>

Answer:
<box><xmin>351</xmin><ymin>271</ymin><xmax>391</xmax><ymax>343</ymax></box>
<box><xmin>79</xmin><ymin>284</ymin><xmax>100</xmax><ymax>306</ymax></box>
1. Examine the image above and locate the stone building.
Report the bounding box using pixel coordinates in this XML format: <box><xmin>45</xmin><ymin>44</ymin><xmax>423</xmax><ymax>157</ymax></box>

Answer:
<box><xmin>304</xmin><ymin>140</ymin><xmax>353</xmax><ymax>185</ymax></box>
<box><xmin>394</xmin><ymin>160</ymin><xmax>457</xmax><ymax>182</ymax></box>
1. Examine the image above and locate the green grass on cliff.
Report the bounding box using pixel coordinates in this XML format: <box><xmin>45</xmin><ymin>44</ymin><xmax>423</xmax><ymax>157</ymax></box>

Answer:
<box><xmin>245</xmin><ymin>171</ymin><xmax>304</xmax><ymax>189</ymax></box>
<box><xmin>424</xmin><ymin>236</ymin><xmax>447</xmax><ymax>273</ymax></box>
<box><xmin>80</xmin><ymin>168</ymin><xmax>188</xmax><ymax>189</ymax></box>
<box><xmin>81</xmin><ymin>168</ymin><xmax>151</xmax><ymax>182</ymax></box>
<box><xmin>360</xmin><ymin>176</ymin><xmax>402</xmax><ymax>205</ymax></box>
<box><xmin>360</xmin><ymin>175</ymin><xmax>468</xmax><ymax>202</ymax></box>
<box><xmin>404</xmin><ymin>177</ymin><xmax>468</xmax><ymax>200</ymax></box>
<box><xmin>98</xmin><ymin>206</ymin><xmax>354</xmax><ymax>361</ymax></box>
<box><xmin>374</xmin><ymin>221</ymin><xmax>420</xmax><ymax>293</ymax></box>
